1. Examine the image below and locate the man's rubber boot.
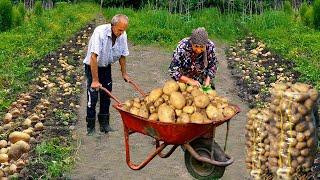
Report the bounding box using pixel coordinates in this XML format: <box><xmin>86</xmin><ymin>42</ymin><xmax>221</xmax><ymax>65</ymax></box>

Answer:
<box><xmin>98</xmin><ymin>114</ymin><xmax>115</xmax><ymax>133</ymax></box>
<box><xmin>86</xmin><ymin>117</ymin><xmax>96</xmax><ymax>136</ymax></box>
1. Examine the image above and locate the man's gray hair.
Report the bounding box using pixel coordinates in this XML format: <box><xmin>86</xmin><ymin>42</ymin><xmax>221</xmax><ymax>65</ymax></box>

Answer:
<box><xmin>190</xmin><ymin>27</ymin><xmax>208</xmax><ymax>46</ymax></box>
<box><xmin>111</xmin><ymin>14</ymin><xmax>129</xmax><ymax>26</ymax></box>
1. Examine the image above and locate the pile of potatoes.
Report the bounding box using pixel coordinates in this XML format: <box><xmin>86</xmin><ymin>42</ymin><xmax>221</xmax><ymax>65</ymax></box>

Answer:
<box><xmin>268</xmin><ymin>82</ymin><xmax>318</xmax><ymax>178</ymax></box>
<box><xmin>122</xmin><ymin>80</ymin><xmax>237</xmax><ymax>124</ymax></box>
<box><xmin>246</xmin><ymin>108</ymin><xmax>271</xmax><ymax>178</ymax></box>
<box><xmin>246</xmin><ymin>82</ymin><xmax>318</xmax><ymax>179</ymax></box>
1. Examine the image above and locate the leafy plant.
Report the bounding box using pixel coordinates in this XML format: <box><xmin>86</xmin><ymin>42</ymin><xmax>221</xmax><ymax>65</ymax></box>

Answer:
<box><xmin>0</xmin><ymin>0</ymin><xmax>13</xmax><ymax>31</ymax></box>
<box><xmin>34</xmin><ymin>1</ymin><xmax>43</xmax><ymax>16</ymax></box>
<box><xmin>313</xmin><ymin>0</ymin><xmax>320</xmax><ymax>29</ymax></box>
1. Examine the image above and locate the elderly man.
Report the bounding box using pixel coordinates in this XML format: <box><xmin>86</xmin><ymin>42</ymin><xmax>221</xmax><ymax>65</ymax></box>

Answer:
<box><xmin>83</xmin><ymin>14</ymin><xmax>130</xmax><ymax>135</ymax></box>
<box><xmin>169</xmin><ymin>27</ymin><xmax>217</xmax><ymax>89</ymax></box>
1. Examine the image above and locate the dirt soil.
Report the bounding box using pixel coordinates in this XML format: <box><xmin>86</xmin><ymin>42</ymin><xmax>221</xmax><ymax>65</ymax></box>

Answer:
<box><xmin>69</xmin><ymin>16</ymin><xmax>249</xmax><ymax>180</ymax></box>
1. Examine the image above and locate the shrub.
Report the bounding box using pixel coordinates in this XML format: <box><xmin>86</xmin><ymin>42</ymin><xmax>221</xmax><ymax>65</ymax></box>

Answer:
<box><xmin>34</xmin><ymin>1</ymin><xmax>43</xmax><ymax>16</ymax></box>
<box><xmin>313</xmin><ymin>0</ymin><xmax>320</xmax><ymax>29</ymax></box>
<box><xmin>283</xmin><ymin>1</ymin><xmax>293</xmax><ymax>14</ymax></box>
<box><xmin>305</xmin><ymin>6</ymin><xmax>314</xmax><ymax>27</ymax></box>
<box><xmin>18</xmin><ymin>3</ymin><xmax>26</xmax><ymax>18</ymax></box>
<box><xmin>12</xmin><ymin>7</ymin><xmax>24</xmax><ymax>27</ymax></box>
<box><xmin>0</xmin><ymin>0</ymin><xmax>13</xmax><ymax>31</ymax></box>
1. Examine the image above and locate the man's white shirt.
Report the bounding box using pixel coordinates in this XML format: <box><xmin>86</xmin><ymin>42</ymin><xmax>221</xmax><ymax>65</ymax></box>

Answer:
<box><xmin>83</xmin><ymin>24</ymin><xmax>129</xmax><ymax>67</ymax></box>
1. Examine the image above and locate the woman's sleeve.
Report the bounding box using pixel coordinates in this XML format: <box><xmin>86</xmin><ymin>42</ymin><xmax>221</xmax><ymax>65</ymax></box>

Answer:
<box><xmin>205</xmin><ymin>44</ymin><xmax>218</xmax><ymax>79</ymax></box>
<box><xmin>169</xmin><ymin>43</ymin><xmax>186</xmax><ymax>81</ymax></box>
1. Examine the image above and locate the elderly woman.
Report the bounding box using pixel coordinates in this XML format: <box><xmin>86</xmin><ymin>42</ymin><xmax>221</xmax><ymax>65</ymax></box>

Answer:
<box><xmin>169</xmin><ymin>27</ymin><xmax>217</xmax><ymax>89</ymax></box>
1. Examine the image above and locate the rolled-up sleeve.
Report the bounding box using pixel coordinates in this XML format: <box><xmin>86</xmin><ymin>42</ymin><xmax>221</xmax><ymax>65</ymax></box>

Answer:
<box><xmin>89</xmin><ymin>30</ymin><xmax>102</xmax><ymax>57</ymax></box>
<box><xmin>205</xmin><ymin>44</ymin><xmax>218</xmax><ymax>79</ymax></box>
<box><xmin>121</xmin><ymin>32</ymin><xmax>129</xmax><ymax>56</ymax></box>
<box><xmin>169</xmin><ymin>45</ymin><xmax>185</xmax><ymax>81</ymax></box>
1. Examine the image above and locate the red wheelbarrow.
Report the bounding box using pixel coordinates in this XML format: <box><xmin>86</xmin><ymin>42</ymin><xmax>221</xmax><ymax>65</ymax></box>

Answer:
<box><xmin>100</xmin><ymin>80</ymin><xmax>240</xmax><ymax>179</ymax></box>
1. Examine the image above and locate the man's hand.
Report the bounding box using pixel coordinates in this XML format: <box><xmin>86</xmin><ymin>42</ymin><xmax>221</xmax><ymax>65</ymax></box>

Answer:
<box><xmin>91</xmin><ymin>81</ymin><xmax>101</xmax><ymax>90</ymax></box>
<box><xmin>122</xmin><ymin>73</ymin><xmax>131</xmax><ymax>83</ymax></box>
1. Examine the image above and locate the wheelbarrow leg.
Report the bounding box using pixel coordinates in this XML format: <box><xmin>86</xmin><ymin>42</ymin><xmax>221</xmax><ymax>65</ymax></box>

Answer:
<box><xmin>123</xmin><ymin>125</ymin><xmax>168</xmax><ymax>170</ymax></box>
<box><xmin>155</xmin><ymin>140</ymin><xmax>179</xmax><ymax>158</ymax></box>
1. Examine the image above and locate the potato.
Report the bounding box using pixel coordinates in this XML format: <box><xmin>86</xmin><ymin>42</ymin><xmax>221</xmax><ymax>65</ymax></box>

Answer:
<box><xmin>163</xmin><ymin>80</ymin><xmax>179</xmax><ymax>95</ymax></box>
<box><xmin>133</xmin><ymin>101</ymin><xmax>141</xmax><ymax>109</ymax></box>
<box><xmin>296</xmin><ymin>142</ymin><xmax>307</xmax><ymax>150</ymax></box>
<box><xmin>149</xmin><ymin>88</ymin><xmax>163</xmax><ymax>102</ymax></box>
<box><xmin>0</xmin><ymin>153</ymin><xmax>8</xmax><ymax>163</ymax></box>
<box><xmin>300</xmin><ymin>148</ymin><xmax>310</xmax><ymax>157</ymax></box>
<box><xmin>148</xmin><ymin>113</ymin><xmax>158</xmax><ymax>121</ymax></box>
<box><xmin>154</xmin><ymin>97</ymin><xmax>164</xmax><ymax>107</ymax></box>
<box><xmin>9</xmin><ymin>164</ymin><xmax>17</xmax><ymax>174</ymax></box>
<box><xmin>129</xmin><ymin>107</ymin><xmax>139</xmax><ymax>116</ymax></box>
<box><xmin>8</xmin><ymin>141</ymin><xmax>30</xmax><ymax>160</ymax></box>
<box><xmin>304</xmin><ymin>99</ymin><xmax>314</xmax><ymax>111</ymax></box>
<box><xmin>194</xmin><ymin>94</ymin><xmax>210</xmax><ymax>108</ymax></box>
<box><xmin>124</xmin><ymin>100</ymin><xmax>133</xmax><ymax>108</ymax></box>
<box><xmin>35</xmin><ymin>122</ymin><xmax>44</xmax><ymax>131</ymax></box>
<box><xmin>309</xmin><ymin>89</ymin><xmax>319</xmax><ymax>101</ymax></box>
<box><xmin>175</xmin><ymin>109</ymin><xmax>182</xmax><ymax>116</ymax></box>
<box><xmin>162</xmin><ymin>94</ymin><xmax>169</xmax><ymax>102</ymax></box>
<box><xmin>295</xmin><ymin>122</ymin><xmax>307</xmax><ymax>132</ymax></box>
<box><xmin>23</xmin><ymin>128</ymin><xmax>34</xmax><ymax>135</ymax></box>
<box><xmin>186</xmin><ymin>85</ymin><xmax>194</xmax><ymax>92</ymax></box>
<box><xmin>4</xmin><ymin>113</ymin><xmax>12</xmax><ymax>124</ymax></box>
<box><xmin>178</xmin><ymin>82</ymin><xmax>187</xmax><ymax>92</ymax></box>
<box><xmin>158</xmin><ymin>105</ymin><xmax>175</xmax><ymax>123</ymax></box>
<box><xmin>138</xmin><ymin>105</ymin><xmax>149</xmax><ymax>119</ymax></box>
<box><xmin>223</xmin><ymin>106</ymin><xmax>236</xmax><ymax>118</ymax></box>
<box><xmin>292</xmin><ymin>83</ymin><xmax>310</xmax><ymax>93</ymax></box>
<box><xmin>29</xmin><ymin>114</ymin><xmax>40</xmax><ymax>122</ymax></box>
<box><xmin>149</xmin><ymin>105</ymin><xmax>156</xmax><ymax>114</ymax></box>
<box><xmin>22</xmin><ymin>118</ymin><xmax>32</xmax><ymax>128</ymax></box>
<box><xmin>297</xmin><ymin>104</ymin><xmax>308</xmax><ymax>115</ymax></box>
<box><xmin>170</xmin><ymin>92</ymin><xmax>186</xmax><ymax>110</ymax></box>
<box><xmin>190</xmin><ymin>112</ymin><xmax>204</xmax><ymax>124</ymax></box>
<box><xmin>307</xmin><ymin>138</ymin><xmax>315</xmax><ymax>147</ymax></box>
<box><xmin>0</xmin><ymin>140</ymin><xmax>7</xmax><ymax>148</ymax></box>
<box><xmin>9</xmin><ymin>131</ymin><xmax>30</xmax><ymax>143</ymax></box>
<box><xmin>191</xmin><ymin>89</ymin><xmax>203</xmax><ymax>97</ymax></box>
<box><xmin>296</xmin><ymin>132</ymin><xmax>305</xmax><ymax>142</ymax></box>
<box><xmin>183</xmin><ymin>106</ymin><xmax>195</xmax><ymax>114</ymax></box>
<box><xmin>177</xmin><ymin>113</ymin><xmax>190</xmax><ymax>124</ymax></box>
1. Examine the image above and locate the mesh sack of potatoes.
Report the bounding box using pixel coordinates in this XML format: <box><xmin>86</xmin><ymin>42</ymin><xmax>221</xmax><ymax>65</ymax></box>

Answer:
<box><xmin>246</xmin><ymin>108</ymin><xmax>272</xmax><ymax>179</ymax></box>
<box><xmin>122</xmin><ymin>80</ymin><xmax>238</xmax><ymax>124</ymax></box>
<box><xmin>268</xmin><ymin>82</ymin><xmax>319</xmax><ymax>179</ymax></box>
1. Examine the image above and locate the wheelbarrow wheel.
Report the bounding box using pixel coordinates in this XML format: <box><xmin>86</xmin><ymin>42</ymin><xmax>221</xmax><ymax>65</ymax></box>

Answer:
<box><xmin>184</xmin><ymin>140</ymin><xmax>225</xmax><ymax>180</ymax></box>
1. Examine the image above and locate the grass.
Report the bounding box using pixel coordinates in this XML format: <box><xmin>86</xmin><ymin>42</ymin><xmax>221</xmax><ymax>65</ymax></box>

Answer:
<box><xmin>103</xmin><ymin>8</ymin><xmax>320</xmax><ymax>89</ymax></box>
<box><xmin>103</xmin><ymin>7</ymin><xmax>242</xmax><ymax>50</ymax></box>
<box><xmin>32</xmin><ymin>137</ymin><xmax>75</xmax><ymax>179</ymax></box>
<box><xmin>0</xmin><ymin>2</ymin><xmax>99</xmax><ymax>112</ymax></box>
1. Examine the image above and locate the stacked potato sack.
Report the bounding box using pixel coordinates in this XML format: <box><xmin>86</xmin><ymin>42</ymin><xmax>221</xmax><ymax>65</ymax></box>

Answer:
<box><xmin>122</xmin><ymin>80</ymin><xmax>238</xmax><ymax>124</ymax></box>
<box><xmin>268</xmin><ymin>83</ymin><xmax>318</xmax><ymax>179</ymax></box>
<box><xmin>246</xmin><ymin>108</ymin><xmax>272</xmax><ymax>179</ymax></box>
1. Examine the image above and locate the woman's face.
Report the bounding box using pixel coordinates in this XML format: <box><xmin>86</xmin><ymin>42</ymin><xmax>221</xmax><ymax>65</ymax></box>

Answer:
<box><xmin>192</xmin><ymin>44</ymin><xmax>205</xmax><ymax>54</ymax></box>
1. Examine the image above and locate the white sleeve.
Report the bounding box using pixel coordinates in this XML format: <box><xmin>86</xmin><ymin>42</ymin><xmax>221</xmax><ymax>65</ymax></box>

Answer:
<box><xmin>121</xmin><ymin>32</ymin><xmax>129</xmax><ymax>57</ymax></box>
<box><xmin>89</xmin><ymin>30</ymin><xmax>102</xmax><ymax>57</ymax></box>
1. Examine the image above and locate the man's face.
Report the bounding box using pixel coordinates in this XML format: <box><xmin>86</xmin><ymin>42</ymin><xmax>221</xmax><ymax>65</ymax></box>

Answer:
<box><xmin>112</xmin><ymin>20</ymin><xmax>128</xmax><ymax>37</ymax></box>
<box><xmin>192</xmin><ymin>44</ymin><xmax>205</xmax><ymax>54</ymax></box>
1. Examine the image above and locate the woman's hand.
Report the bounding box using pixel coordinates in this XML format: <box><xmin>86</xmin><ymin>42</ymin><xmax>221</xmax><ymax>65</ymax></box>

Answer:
<box><xmin>204</xmin><ymin>76</ymin><xmax>210</xmax><ymax>86</ymax></box>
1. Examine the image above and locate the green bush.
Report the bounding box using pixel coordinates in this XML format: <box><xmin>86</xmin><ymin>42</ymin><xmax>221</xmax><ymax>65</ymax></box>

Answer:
<box><xmin>12</xmin><ymin>7</ymin><xmax>23</xmax><ymax>27</ymax></box>
<box><xmin>34</xmin><ymin>1</ymin><xmax>43</xmax><ymax>16</ymax></box>
<box><xmin>18</xmin><ymin>3</ymin><xmax>26</xmax><ymax>18</ymax></box>
<box><xmin>305</xmin><ymin>6</ymin><xmax>314</xmax><ymax>27</ymax></box>
<box><xmin>0</xmin><ymin>0</ymin><xmax>13</xmax><ymax>31</ymax></box>
<box><xmin>313</xmin><ymin>0</ymin><xmax>320</xmax><ymax>29</ymax></box>
<box><xmin>283</xmin><ymin>0</ymin><xmax>293</xmax><ymax>14</ymax></box>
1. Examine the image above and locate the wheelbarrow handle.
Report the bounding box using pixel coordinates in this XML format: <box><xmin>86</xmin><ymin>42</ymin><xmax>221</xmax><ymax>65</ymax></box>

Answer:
<box><xmin>100</xmin><ymin>86</ymin><xmax>122</xmax><ymax>105</ymax></box>
<box><xmin>99</xmin><ymin>79</ymin><xmax>145</xmax><ymax>105</ymax></box>
<box><xmin>127</xmin><ymin>80</ymin><xmax>146</xmax><ymax>96</ymax></box>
